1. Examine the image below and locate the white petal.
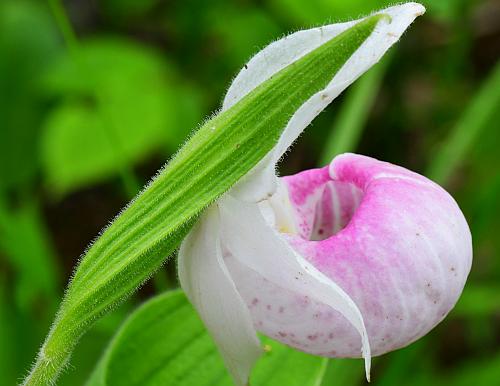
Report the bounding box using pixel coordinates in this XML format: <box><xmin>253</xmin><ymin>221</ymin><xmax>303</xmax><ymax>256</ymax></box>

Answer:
<box><xmin>225</xmin><ymin>2</ymin><xmax>425</xmax><ymax>201</ymax></box>
<box><xmin>178</xmin><ymin>206</ymin><xmax>262</xmax><ymax>386</ymax></box>
<box><xmin>218</xmin><ymin>195</ymin><xmax>372</xmax><ymax>379</ymax></box>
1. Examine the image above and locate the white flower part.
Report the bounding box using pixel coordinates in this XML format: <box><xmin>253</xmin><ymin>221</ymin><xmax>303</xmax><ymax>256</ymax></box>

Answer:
<box><xmin>178</xmin><ymin>4</ymin><xmax>426</xmax><ymax>385</ymax></box>
<box><xmin>218</xmin><ymin>195</ymin><xmax>372</xmax><ymax>378</ymax></box>
<box><xmin>224</xmin><ymin>2</ymin><xmax>425</xmax><ymax>202</ymax></box>
<box><xmin>178</xmin><ymin>207</ymin><xmax>261</xmax><ymax>385</ymax></box>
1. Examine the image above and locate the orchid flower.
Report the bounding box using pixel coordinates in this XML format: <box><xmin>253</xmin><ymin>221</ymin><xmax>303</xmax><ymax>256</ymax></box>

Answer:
<box><xmin>178</xmin><ymin>3</ymin><xmax>472</xmax><ymax>386</ymax></box>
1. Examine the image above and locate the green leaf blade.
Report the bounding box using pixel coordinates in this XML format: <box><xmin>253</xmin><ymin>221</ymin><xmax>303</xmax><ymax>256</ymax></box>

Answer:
<box><xmin>64</xmin><ymin>13</ymin><xmax>384</xmax><ymax>323</ymax></box>
<box><xmin>88</xmin><ymin>290</ymin><xmax>326</xmax><ymax>386</ymax></box>
<box><xmin>427</xmin><ymin>61</ymin><xmax>500</xmax><ymax>185</ymax></box>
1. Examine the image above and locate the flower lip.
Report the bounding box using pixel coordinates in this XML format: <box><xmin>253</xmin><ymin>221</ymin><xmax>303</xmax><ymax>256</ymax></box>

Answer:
<box><xmin>282</xmin><ymin>152</ymin><xmax>449</xmax><ymax>244</ymax></box>
<box><xmin>282</xmin><ymin>164</ymin><xmax>365</xmax><ymax>242</ymax></box>
<box><xmin>244</xmin><ymin>153</ymin><xmax>471</xmax><ymax>361</ymax></box>
<box><xmin>312</xmin><ymin>179</ymin><xmax>363</xmax><ymax>241</ymax></box>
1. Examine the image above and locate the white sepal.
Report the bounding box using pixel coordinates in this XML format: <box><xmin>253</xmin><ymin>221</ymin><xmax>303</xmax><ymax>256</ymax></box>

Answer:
<box><xmin>224</xmin><ymin>2</ymin><xmax>425</xmax><ymax>202</ymax></box>
<box><xmin>178</xmin><ymin>206</ymin><xmax>262</xmax><ymax>386</ymax></box>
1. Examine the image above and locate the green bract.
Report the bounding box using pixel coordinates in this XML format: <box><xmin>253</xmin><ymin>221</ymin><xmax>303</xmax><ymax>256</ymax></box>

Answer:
<box><xmin>24</xmin><ymin>14</ymin><xmax>384</xmax><ymax>385</ymax></box>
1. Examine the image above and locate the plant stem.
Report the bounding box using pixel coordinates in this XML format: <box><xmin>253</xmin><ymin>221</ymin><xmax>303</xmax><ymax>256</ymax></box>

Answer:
<box><xmin>22</xmin><ymin>352</ymin><xmax>68</xmax><ymax>386</ymax></box>
<box><xmin>21</xmin><ymin>317</ymin><xmax>72</xmax><ymax>386</ymax></box>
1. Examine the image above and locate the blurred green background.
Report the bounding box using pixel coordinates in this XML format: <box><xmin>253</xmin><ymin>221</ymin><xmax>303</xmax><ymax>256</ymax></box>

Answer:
<box><xmin>0</xmin><ymin>0</ymin><xmax>499</xmax><ymax>385</ymax></box>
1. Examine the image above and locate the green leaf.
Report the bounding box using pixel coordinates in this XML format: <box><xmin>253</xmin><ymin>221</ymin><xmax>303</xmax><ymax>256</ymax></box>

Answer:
<box><xmin>453</xmin><ymin>284</ymin><xmax>500</xmax><ymax>318</ymax></box>
<box><xmin>208</xmin><ymin>6</ymin><xmax>281</xmax><ymax>69</ymax></box>
<box><xmin>58</xmin><ymin>303</ymin><xmax>132</xmax><ymax>386</ymax></box>
<box><xmin>268</xmin><ymin>0</ymin><xmax>393</xmax><ymax>25</ymax></box>
<box><xmin>23</xmin><ymin>15</ymin><xmax>385</xmax><ymax>385</ymax></box>
<box><xmin>440</xmin><ymin>352</ymin><xmax>500</xmax><ymax>386</ymax></box>
<box><xmin>41</xmin><ymin>37</ymin><xmax>203</xmax><ymax>195</ymax></box>
<box><xmin>427</xmin><ymin>61</ymin><xmax>500</xmax><ymax>185</ymax></box>
<box><xmin>0</xmin><ymin>275</ymin><xmax>16</xmax><ymax>385</ymax></box>
<box><xmin>0</xmin><ymin>0</ymin><xmax>60</xmax><ymax>192</ymax></box>
<box><xmin>268</xmin><ymin>0</ymin><xmax>466</xmax><ymax>24</ymax></box>
<box><xmin>319</xmin><ymin>359</ymin><xmax>365</xmax><ymax>386</ymax></box>
<box><xmin>0</xmin><ymin>272</ymin><xmax>54</xmax><ymax>386</ymax></box>
<box><xmin>0</xmin><ymin>197</ymin><xmax>60</xmax><ymax>312</ymax></box>
<box><xmin>372</xmin><ymin>341</ymin><xmax>427</xmax><ymax>386</ymax></box>
<box><xmin>87</xmin><ymin>290</ymin><xmax>326</xmax><ymax>386</ymax></box>
<box><xmin>99</xmin><ymin>0</ymin><xmax>160</xmax><ymax>19</ymax></box>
